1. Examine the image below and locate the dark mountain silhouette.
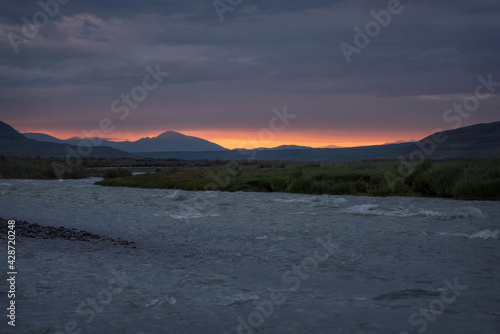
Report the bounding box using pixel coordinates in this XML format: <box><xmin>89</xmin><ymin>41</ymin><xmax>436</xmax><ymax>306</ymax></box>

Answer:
<box><xmin>257</xmin><ymin>145</ymin><xmax>313</xmax><ymax>151</ymax></box>
<box><xmin>376</xmin><ymin>121</ymin><xmax>500</xmax><ymax>160</ymax></box>
<box><xmin>11</xmin><ymin>120</ymin><xmax>500</xmax><ymax>161</ymax></box>
<box><xmin>25</xmin><ymin>130</ymin><xmax>228</xmax><ymax>152</ymax></box>
<box><xmin>382</xmin><ymin>140</ymin><xmax>417</xmax><ymax>145</ymax></box>
<box><xmin>235</xmin><ymin>145</ymin><xmax>314</xmax><ymax>151</ymax></box>
<box><xmin>115</xmin><ymin>131</ymin><xmax>228</xmax><ymax>152</ymax></box>
<box><xmin>0</xmin><ymin>122</ymin><xmax>134</xmax><ymax>158</ymax></box>
<box><xmin>23</xmin><ymin>132</ymin><xmax>64</xmax><ymax>143</ymax></box>
<box><xmin>0</xmin><ymin>121</ymin><xmax>27</xmax><ymax>140</ymax></box>
<box><xmin>136</xmin><ymin>143</ymin><xmax>415</xmax><ymax>161</ymax></box>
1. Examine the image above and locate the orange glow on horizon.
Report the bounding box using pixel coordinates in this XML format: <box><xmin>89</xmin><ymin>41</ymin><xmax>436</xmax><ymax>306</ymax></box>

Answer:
<box><xmin>180</xmin><ymin>129</ymin><xmax>424</xmax><ymax>149</ymax></box>
<box><xmin>22</xmin><ymin>127</ymin><xmax>427</xmax><ymax>149</ymax></box>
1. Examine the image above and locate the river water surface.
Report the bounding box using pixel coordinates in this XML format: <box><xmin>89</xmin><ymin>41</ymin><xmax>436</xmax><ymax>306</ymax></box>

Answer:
<box><xmin>0</xmin><ymin>178</ymin><xmax>499</xmax><ymax>333</ymax></box>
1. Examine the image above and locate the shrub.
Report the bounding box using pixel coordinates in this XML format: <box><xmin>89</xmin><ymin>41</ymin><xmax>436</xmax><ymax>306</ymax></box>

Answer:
<box><xmin>355</xmin><ymin>181</ymin><xmax>368</xmax><ymax>193</ymax></box>
<box><xmin>288</xmin><ymin>166</ymin><xmax>304</xmax><ymax>183</ymax></box>
<box><xmin>167</xmin><ymin>167</ymin><xmax>180</xmax><ymax>174</ymax></box>
<box><xmin>310</xmin><ymin>181</ymin><xmax>329</xmax><ymax>194</ymax></box>
<box><xmin>329</xmin><ymin>182</ymin><xmax>353</xmax><ymax>195</ymax></box>
<box><xmin>287</xmin><ymin>176</ymin><xmax>312</xmax><ymax>193</ymax></box>
<box><xmin>414</xmin><ymin>162</ymin><xmax>463</xmax><ymax>197</ymax></box>
<box><xmin>103</xmin><ymin>168</ymin><xmax>132</xmax><ymax>179</ymax></box>
<box><xmin>258</xmin><ymin>162</ymin><xmax>273</xmax><ymax>168</ymax></box>
<box><xmin>245</xmin><ymin>178</ymin><xmax>274</xmax><ymax>192</ymax></box>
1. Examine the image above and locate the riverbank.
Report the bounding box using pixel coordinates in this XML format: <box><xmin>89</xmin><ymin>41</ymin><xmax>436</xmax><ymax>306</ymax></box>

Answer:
<box><xmin>96</xmin><ymin>159</ymin><xmax>500</xmax><ymax>201</ymax></box>
<box><xmin>0</xmin><ymin>156</ymin><xmax>243</xmax><ymax>179</ymax></box>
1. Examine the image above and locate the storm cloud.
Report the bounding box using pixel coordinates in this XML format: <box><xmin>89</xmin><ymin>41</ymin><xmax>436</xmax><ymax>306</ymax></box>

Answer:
<box><xmin>1</xmin><ymin>0</ymin><xmax>499</xmax><ymax>146</ymax></box>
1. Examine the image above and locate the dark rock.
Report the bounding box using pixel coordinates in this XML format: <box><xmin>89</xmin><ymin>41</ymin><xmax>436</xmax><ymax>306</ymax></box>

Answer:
<box><xmin>0</xmin><ymin>217</ymin><xmax>136</xmax><ymax>248</ymax></box>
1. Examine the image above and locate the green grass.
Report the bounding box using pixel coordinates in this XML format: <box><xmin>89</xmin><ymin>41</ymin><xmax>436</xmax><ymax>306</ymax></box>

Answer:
<box><xmin>95</xmin><ymin>159</ymin><xmax>500</xmax><ymax>200</ymax></box>
<box><xmin>102</xmin><ymin>168</ymin><xmax>133</xmax><ymax>179</ymax></box>
<box><xmin>0</xmin><ymin>156</ymin><xmax>88</xmax><ymax>179</ymax></box>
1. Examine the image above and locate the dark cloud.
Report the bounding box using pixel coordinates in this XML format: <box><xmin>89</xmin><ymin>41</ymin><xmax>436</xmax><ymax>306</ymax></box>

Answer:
<box><xmin>1</xmin><ymin>0</ymin><xmax>499</xmax><ymax>139</ymax></box>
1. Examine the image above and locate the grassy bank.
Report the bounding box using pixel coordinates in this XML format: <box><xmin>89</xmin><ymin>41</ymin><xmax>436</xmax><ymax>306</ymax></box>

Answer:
<box><xmin>0</xmin><ymin>156</ymin><xmax>251</xmax><ymax>179</ymax></box>
<box><xmin>0</xmin><ymin>156</ymin><xmax>89</xmax><ymax>179</ymax></box>
<box><xmin>95</xmin><ymin>159</ymin><xmax>500</xmax><ymax>200</ymax></box>
<box><xmin>0</xmin><ymin>156</ymin><xmax>139</xmax><ymax>179</ymax></box>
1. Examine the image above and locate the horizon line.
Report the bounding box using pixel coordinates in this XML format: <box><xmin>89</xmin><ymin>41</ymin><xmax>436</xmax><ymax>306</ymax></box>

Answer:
<box><xmin>17</xmin><ymin>129</ymin><xmax>423</xmax><ymax>150</ymax></box>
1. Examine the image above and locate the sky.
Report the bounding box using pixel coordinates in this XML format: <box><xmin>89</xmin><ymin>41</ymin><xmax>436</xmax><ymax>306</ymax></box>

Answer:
<box><xmin>1</xmin><ymin>0</ymin><xmax>500</xmax><ymax>149</ymax></box>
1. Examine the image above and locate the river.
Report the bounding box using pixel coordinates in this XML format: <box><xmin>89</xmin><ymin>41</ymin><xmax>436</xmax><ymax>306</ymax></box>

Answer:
<box><xmin>0</xmin><ymin>178</ymin><xmax>499</xmax><ymax>333</ymax></box>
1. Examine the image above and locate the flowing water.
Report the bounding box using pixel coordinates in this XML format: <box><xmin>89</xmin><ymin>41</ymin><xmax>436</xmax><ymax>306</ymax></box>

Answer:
<box><xmin>0</xmin><ymin>178</ymin><xmax>499</xmax><ymax>333</ymax></box>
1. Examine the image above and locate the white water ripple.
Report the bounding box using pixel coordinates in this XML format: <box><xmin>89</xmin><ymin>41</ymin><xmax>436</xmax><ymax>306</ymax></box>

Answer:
<box><xmin>343</xmin><ymin>204</ymin><xmax>487</xmax><ymax>220</ymax></box>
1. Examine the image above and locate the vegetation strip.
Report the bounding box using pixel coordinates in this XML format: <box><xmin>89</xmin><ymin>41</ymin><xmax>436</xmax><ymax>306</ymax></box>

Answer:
<box><xmin>95</xmin><ymin>159</ymin><xmax>500</xmax><ymax>201</ymax></box>
<box><xmin>1</xmin><ymin>156</ymin><xmax>498</xmax><ymax>200</ymax></box>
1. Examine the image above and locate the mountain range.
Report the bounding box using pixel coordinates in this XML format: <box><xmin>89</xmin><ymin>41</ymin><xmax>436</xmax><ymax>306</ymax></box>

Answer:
<box><xmin>1</xmin><ymin>120</ymin><xmax>499</xmax><ymax>161</ymax></box>
<box><xmin>24</xmin><ymin>130</ymin><xmax>228</xmax><ymax>152</ymax></box>
<box><xmin>23</xmin><ymin>131</ymin><xmax>327</xmax><ymax>153</ymax></box>
<box><xmin>0</xmin><ymin>121</ymin><xmax>133</xmax><ymax>158</ymax></box>
<box><xmin>377</xmin><ymin>121</ymin><xmax>500</xmax><ymax>160</ymax></box>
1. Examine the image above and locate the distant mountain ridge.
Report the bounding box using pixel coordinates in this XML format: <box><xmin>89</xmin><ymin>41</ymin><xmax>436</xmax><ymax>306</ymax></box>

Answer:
<box><xmin>137</xmin><ymin>143</ymin><xmax>415</xmax><ymax>161</ymax></box>
<box><xmin>0</xmin><ymin>122</ymin><xmax>134</xmax><ymax>158</ymax></box>
<box><xmin>24</xmin><ymin>130</ymin><xmax>227</xmax><ymax>152</ymax></box>
<box><xmin>0</xmin><ymin>122</ymin><xmax>27</xmax><ymax>141</ymax></box>
<box><xmin>236</xmin><ymin>145</ymin><xmax>314</xmax><ymax>151</ymax></box>
<box><xmin>22</xmin><ymin>133</ymin><xmax>64</xmax><ymax>143</ymax></box>
<box><xmin>376</xmin><ymin>121</ymin><xmax>500</xmax><ymax>160</ymax></box>
<box><xmin>23</xmin><ymin>132</ymin><xmax>317</xmax><ymax>152</ymax></box>
<box><xmin>7</xmin><ymin>120</ymin><xmax>500</xmax><ymax>161</ymax></box>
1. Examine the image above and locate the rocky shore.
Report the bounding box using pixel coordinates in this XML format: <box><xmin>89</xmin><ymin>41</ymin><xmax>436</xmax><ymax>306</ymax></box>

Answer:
<box><xmin>0</xmin><ymin>218</ymin><xmax>136</xmax><ymax>247</ymax></box>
